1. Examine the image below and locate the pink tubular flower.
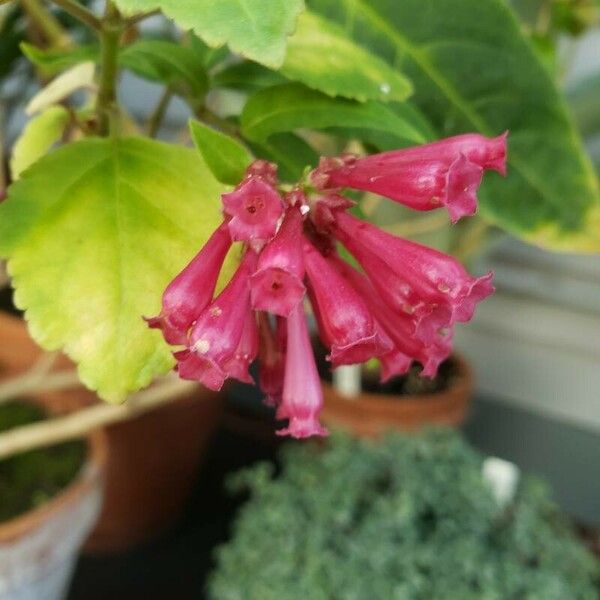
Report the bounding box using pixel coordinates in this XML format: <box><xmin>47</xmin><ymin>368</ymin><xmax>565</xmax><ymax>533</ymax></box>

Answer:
<box><xmin>145</xmin><ymin>222</ymin><xmax>232</xmax><ymax>345</ymax></box>
<box><xmin>276</xmin><ymin>303</ymin><xmax>328</xmax><ymax>439</ymax></box>
<box><xmin>333</xmin><ymin>211</ymin><xmax>493</xmax><ymax>344</ymax></box>
<box><xmin>257</xmin><ymin>313</ymin><xmax>286</xmax><ymax>407</ymax></box>
<box><xmin>331</xmin><ymin>253</ymin><xmax>452</xmax><ymax>379</ymax></box>
<box><xmin>303</xmin><ymin>240</ymin><xmax>391</xmax><ymax>366</ymax></box>
<box><xmin>152</xmin><ymin>130</ymin><xmax>504</xmax><ymax>438</ymax></box>
<box><xmin>221</xmin><ymin>176</ymin><xmax>284</xmax><ymax>242</ymax></box>
<box><xmin>315</xmin><ymin>132</ymin><xmax>507</xmax><ymax>223</ymax></box>
<box><xmin>250</xmin><ymin>207</ymin><xmax>306</xmax><ymax>316</ymax></box>
<box><xmin>224</xmin><ymin>310</ymin><xmax>259</xmax><ymax>384</ymax></box>
<box><xmin>174</xmin><ymin>251</ymin><xmax>257</xmax><ymax>391</ymax></box>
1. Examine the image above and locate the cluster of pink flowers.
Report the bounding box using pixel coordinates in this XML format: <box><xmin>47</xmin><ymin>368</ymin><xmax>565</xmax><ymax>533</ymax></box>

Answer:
<box><xmin>147</xmin><ymin>132</ymin><xmax>507</xmax><ymax>438</ymax></box>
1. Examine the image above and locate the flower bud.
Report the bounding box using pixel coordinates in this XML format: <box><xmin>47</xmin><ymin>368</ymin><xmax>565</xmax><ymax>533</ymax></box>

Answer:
<box><xmin>145</xmin><ymin>222</ymin><xmax>231</xmax><ymax>344</ymax></box>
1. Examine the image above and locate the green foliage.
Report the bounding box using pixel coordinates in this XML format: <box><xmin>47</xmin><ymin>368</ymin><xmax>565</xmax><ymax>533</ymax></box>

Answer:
<box><xmin>120</xmin><ymin>39</ymin><xmax>208</xmax><ymax>104</ymax></box>
<box><xmin>20</xmin><ymin>42</ymin><xmax>99</xmax><ymax>76</ymax></box>
<box><xmin>0</xmin><ymin>5</ymin><xmax>26</xmax><ymax>81</ymax></box>
<box><xmin>0</xmin><ymin>138</ymin><xmax>227</xmax><ymax>402</ymax></box>
<box><xmin>111</xmin><ymin>0</ymin><xmax>306</xmax><ymax>68</ymax></box>
<box><xmin>22</xmin><ymin>40</ymin><xmax>208</xmax><ymax>105</ymax></box>
<box><xmin>281</xmin><ymin>11</ymin><xmax>412</xmax><ymax>103</ymax></box>
<box><xmin>308</xmin><ymin>0</ymin><xmax>600</xmax><ymax>251</ymax></box>
<box><xmin>189</xmin><ymin>119</ymin><xmax>253</xmax><ymax>185</ymax></box>
<box><xmin>0</xmin><ymin>402</ymin><xmax>86</xmax><ymax>523</ymax></box>
<box><xmin>210</xmin><ymin>430</ymin><xmax>599</xmax><ymax>600</ymax></box>
<box><xmin>212</xmin><ymin>61</ymin><xmax>288</xmax><ymax>92</ymax></box>
<box><xmin>241</xmin><ymin>83</ymin><xmax>428</xmax><ymax>147</ymax></box>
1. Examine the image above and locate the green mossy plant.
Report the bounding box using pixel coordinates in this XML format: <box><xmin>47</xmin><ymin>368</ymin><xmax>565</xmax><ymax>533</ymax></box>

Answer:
<box><xmin>210</xmin><ymin>429</ymin><xmax>599</xmax><ymax>600</ymax></box>
<box><xmin>0</xmin><ymin>401</ymin><xmax>86</xmax><ymax>523</ymax></box>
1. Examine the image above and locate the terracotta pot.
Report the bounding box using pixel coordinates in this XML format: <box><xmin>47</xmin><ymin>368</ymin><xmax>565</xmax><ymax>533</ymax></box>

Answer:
<box><xmin>0</xmin><ymin>312</ymin><xmax>224</xmax><ymax>554</ymax></box>
<box><xmin>0</xmin><ymin>429</ymin><xmax>106</xmax><ymax>600</ymax></box>
<box><xmin>321</xmin><ymin>355</ymin><xmax>473</xmax><ymax>438</ymax></box>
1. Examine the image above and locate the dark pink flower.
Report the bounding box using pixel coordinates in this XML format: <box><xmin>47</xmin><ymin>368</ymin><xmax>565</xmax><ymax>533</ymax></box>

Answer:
<box><xmin>145</xmin><ymin>222</ymin><xmax>231</xmax><ymax>345</ymax></box>
<box><xmin>222</xmin><ymin>178</ymin><xmax>284</xmax><ymax>242</ymax></box>
<box><xmin>224</xmin><ymin>310</ymin><xmax>259</xmax><ymax>384</ymax></box>
<box><xmin>316</xmin><ymin>132</ymin><xmax>507</xmax><ymax>223</ymax></box>
<box><xmin>333</xmin><ymin>212</ymin><xmax>493</xmax><ymax>344</ymax></box>
<box><xmin>331</xmin><ymin>254</ymin><xmax>452</xmax><ymax>378</ymax></box>
<box><xmin>257</xmin><ymin>313</ymin><xmax>286</xmax><ymax>407</ymax></box>
<box><xmin>245</xmin><ymin>159</ymin><xmax>278</xmax><ymax>187</ymax></box>
<box><xmin>304</xmin><ymin>240</ymin><xmax>391</xmax><ymax>366</ymax></box>
<box><xmin>276</xmin><ymin>303</ymin><xmax>328</xmax><ymax>439</ymax></box>
<box><xmin>250</xmin><ymin>207</ymin><xmax>306</xmax><ymax>316</ymax></box>
<box><xmin>175</xmin><ymin>251</ymin><xmax>257</xmax><ymax>390</ymax></box>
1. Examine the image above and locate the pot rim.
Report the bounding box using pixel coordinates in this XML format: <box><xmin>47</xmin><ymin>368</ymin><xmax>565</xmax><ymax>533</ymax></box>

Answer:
<box><xmin>0</xmin><ymin>431</ymin><xmax>107</xmax><ymax>543</ymax></box>
<box><xmin>322</xmin><ymin>352</ymin><xmax>473</xmax><ymax>407</ymax></box>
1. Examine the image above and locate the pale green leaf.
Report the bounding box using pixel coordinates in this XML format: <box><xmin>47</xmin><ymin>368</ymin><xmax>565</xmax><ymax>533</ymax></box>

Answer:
<box><xmin>111</xmin><ymin>0</ymin><xmax>306</xmax><ymax>68</ymax></box>
<box><xmin>241</xmin><ymin>83</ymin><xmax>427</xmax><ymax>146</ymax></box>
<box><xmin>281</xmin><ymin>11</ymin><xmax>412</xmax><ymax>103</ymax></box>
<box><xmin>0</xmin><ymin>138</ymin><xmax>228</xmax><ymax>402</ymax></box>
<box><xmin>189</xmin><ymin>119</ymin><xmax>253</xmax><ymax>185</ymax></box>
<box><xmin>10</xmin><ymin>106</ymin><xmax>69</xmax><ymax>179</ymax></box>
<box><xmin>25</xmin><ymin>62</ymin><xmax>95</xmax><ymax>115</ymax></box>
<box><xmin>308</xmin><ymin>0</ymin><xmax>600</xmax><ymax>251</ymax></box>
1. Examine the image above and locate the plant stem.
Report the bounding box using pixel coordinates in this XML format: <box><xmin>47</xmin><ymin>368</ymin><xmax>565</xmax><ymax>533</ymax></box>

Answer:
<box><xmin>21</xmin><ymin>0</ymin><xmax>70</xmax><ymax>47</ymax></box>
<box><xmin>0</xmin><ymin>376</ymin><xmax>196</xmax><ymax>460</ymax></box>
<box><xmin>147</xmin><ymin>87</ymin><xmax>173</xmax><ymax>137</ymax></box>
<box><xmin>50</xmin><ymin>0</ymin><xmax>102</xmax><ymax>31</ymax></box>
<box><xmin>0</xmin><ymin>362</ymin><xmax>83</xmax><ymax>405</ymax></box>
<box><xmin>96</xmin><ymin>1</ymin><xmax>122</xmax><ymax>136</ymax></box>
<box><xmin>196</xmin><ymin>106</ymin><xmax>240</xmax><ymax>138</ymax></box>
<box><xmin>127</xmin><ymin>8</ymin><xmax>161</xmax><ymax>26</ymax></box>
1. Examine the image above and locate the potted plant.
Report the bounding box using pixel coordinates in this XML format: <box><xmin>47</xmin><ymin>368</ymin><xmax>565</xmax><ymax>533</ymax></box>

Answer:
<box><xmin>0</xmin><ymin>309</ymin><xmax>225</xmax><ymax>553</ymax></box>
<box><xmin>209</xmin><ymin>429</ymin><xmax>599</xmax><ymax>599</ymax></box>
<box><xmin>0</xmin><ymin>399</ymin><xmax>105</xmax><ymax>600</ymax></box>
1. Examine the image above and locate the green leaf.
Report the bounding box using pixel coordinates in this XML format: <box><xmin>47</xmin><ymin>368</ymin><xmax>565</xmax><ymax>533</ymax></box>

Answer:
<box><xmin>241</xmin><ymin>83</ymin><xmax>427</xmax><ymax>146</ymax></box>
<box><xmin>281</xmin><ymin>11</ymin><xmax>412</xmax><ymax>103</ymax></box>
<box><xmin>10</xmin><ymin>106</ymin><xmax>69</xmax><ymax>180</ymax></box>
<box><xmin>0</xmin><ymin>137</ymin><xmax>228</xmax><ymax>402</ymax></box>
<box><xmin>21</xmin><ymin>42</ymin><xmax>99</xmax><ymax>76</ymax></box>
<box><xmin>212</xmin><ymin>61</ymin><xmax>288</xmax><ymax>92</ymax></box>
<box><xmin>249</xmin><ymin>133</ymin><xmax>319</xmax><ymax>181</ymax></box>
<box><xmin>308</xmin><ymin>0</ymin><xmax>600</xmax><ymax>251</ymax></box>
<box><xmin>120</xmin><ymin>39</ymin><xmax>208</xmax><ymax>102</ymax></box>
<box><xmin>189</xmin><ymin>119</ymin><xmax>253</xmax><ymax>185</ymax></box>
<box><xmin>111</xmin><ymin>0</ymin><xmax>306</xmax><ymax>68</ymax></box>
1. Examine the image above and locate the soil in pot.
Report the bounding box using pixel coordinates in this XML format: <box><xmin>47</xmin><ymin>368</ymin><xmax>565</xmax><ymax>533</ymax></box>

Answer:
<box><xmin>0</xmin><ymin>400</ymin><xmax>86</xmax><ymax>523</ymax></box>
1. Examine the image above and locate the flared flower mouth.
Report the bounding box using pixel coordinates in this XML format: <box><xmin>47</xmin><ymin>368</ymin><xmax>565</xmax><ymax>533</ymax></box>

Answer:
<box><xmin>149</xmin><ymin>132</ymin><xmax>504</xmax><ymax>437</ymax></box>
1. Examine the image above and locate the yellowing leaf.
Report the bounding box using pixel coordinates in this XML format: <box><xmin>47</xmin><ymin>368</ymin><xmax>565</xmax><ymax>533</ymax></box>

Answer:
<box><xmin>0</xmin><ymin>137</ymin><xmax>228</xmax><ymax>401</ymax></box>
<box><xmin>10</xmin><ymin>106</ymin><xmax>69</xmax><ymax>179</ymax></box>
